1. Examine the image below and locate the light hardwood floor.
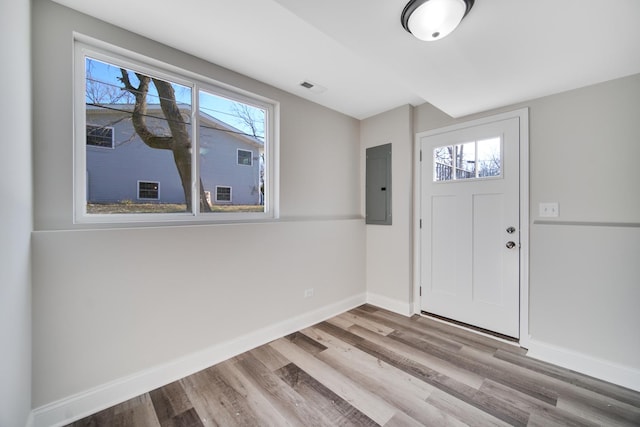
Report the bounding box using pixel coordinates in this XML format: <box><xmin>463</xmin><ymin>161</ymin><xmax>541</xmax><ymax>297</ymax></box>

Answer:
<box><xmin>68</xmin><ymin>305</ymin><xmax>640</xmax><ymax>426</ymax></box>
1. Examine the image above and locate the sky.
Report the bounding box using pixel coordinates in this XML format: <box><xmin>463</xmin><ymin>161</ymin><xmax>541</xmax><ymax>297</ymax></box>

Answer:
<box><xmin>86</xmin><ymin>57</ymin><xmax>265</xmax><ymax>140</ymax></box>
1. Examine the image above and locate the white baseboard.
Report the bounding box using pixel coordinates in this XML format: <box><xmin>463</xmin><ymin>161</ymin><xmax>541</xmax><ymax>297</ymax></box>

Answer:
<box><xmin>31</xmin><ymin>293</ymin><xmax>366</xmax><ymax>427</ymax></box>
<box><xmin>366</xmin><ymin>292</ymin><xmax>412</xmax><ymax>317</ymax></box>
<box><xmin>24</xmin><ymin>411</ymin><xmax>34</xmax><ymax>427</ymax></box>
<box><xmin>527</xmin><ymin>339</ymin><xmax>640</xmax><ymax>392</ymax></box>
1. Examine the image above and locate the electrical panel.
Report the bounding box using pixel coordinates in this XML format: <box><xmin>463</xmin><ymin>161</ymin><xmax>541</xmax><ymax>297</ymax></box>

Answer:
<box><xmin>366</xmin><ymin>143</ymin><xmax>392</xmax><ymax>225</ymax></box>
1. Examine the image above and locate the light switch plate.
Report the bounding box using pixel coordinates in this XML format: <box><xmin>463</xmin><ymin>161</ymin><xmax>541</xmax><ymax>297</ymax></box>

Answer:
<box><xmin>539</xmin><ymin>202</ymin><xmax>559</xmax><ymax>217</ymax></box>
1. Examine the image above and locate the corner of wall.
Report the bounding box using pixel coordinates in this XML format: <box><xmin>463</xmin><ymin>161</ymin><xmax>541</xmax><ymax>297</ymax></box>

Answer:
<box><xmin>366</xmin><ymin>292</ymin><xmax>413</xmax><ymax>317</ymax></box>
<box><xmin>0</xmin><ymin>0</ymin><xmax>33</xmax><ymax>426</ymax></box>
<box><xmin>361</xmin><ymin>105</ymin><xmax>414</xmax><ymax>309</ymax></box>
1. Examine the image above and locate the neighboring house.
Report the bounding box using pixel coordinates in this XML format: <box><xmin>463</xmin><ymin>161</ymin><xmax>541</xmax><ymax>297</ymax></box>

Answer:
<box><xmin>86</xmin><ymin>104</ymin><xmax>264</xmax><ymax>206</ymax></box>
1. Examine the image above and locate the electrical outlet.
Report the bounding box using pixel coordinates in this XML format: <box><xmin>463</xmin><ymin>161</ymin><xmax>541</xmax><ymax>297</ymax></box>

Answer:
<box><xmin>303</xmin><ymin>288</ymin><xmax>314</xmax><ymax>298</ymax></box>
<box><xmin>539</xmin><ymin>202</ymin><xmax>559</xmax><ymax>218</ymax></box>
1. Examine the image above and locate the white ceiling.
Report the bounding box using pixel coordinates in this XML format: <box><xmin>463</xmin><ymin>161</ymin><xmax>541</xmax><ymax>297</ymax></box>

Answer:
<box><xmin>52</xmin><ymin>0</ymin><xmax>640</xmax><ymax>119</ymax></box>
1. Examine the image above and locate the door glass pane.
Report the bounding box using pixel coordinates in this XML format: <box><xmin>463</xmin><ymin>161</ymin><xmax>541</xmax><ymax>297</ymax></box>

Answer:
<box><xmin>433</xmin><ymin>137</ymin><xmax>502</xmax><ymax>182</ymax></box>
<box><xmin>434</xmin><ymin>146</ymin><xmax>453</xmax><ymax>181</ymax></box>
<box><xmin>455</xmin><ymin>142</ymin><xmax>475</xmax><ymax>179</ymax></box>
<box><xmin>477</xmin><ymin>137</ymin><xmax>502</xmax><ymax>177</ymax></box>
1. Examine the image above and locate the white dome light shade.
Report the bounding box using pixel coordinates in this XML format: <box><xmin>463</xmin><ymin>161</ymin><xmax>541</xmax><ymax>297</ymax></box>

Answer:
<box><xmin>401</xmin><ymin>0</ymin><xmax>474</xmax><ymax>41</ymax></box>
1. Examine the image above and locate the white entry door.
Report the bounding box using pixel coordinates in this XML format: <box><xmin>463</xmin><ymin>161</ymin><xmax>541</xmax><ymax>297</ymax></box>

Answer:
<box><xmin>420</xmin><ymin>116</ymin><xmax>520</xmax><ymax>338</ymax></box>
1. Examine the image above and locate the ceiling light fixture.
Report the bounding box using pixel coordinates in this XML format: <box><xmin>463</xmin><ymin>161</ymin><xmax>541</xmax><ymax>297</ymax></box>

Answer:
<box><xmin>401</xmin><ymin>0</ymin><xmax>474</xmax><ymax>41</ymax></box>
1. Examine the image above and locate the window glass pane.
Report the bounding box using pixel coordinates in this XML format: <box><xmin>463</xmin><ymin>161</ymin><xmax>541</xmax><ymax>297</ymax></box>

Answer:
<box><xmin>85</xmin><ymin>57</ymin><xmax>192</xmax><ymax>214</ymax></box>
<box><xmin>434</xmin><ymin>146</ymin><xmax>453</xmax><ymax>181</ymax></box>
<box><xmin>237</xmin><ymin>149</ymin><xmax>252</xmax><ymax>166</ymax></box>
<box><xmin>215</xmin><ymin>186</ymin><xmax>231</xmax><ymax>202</ymax></box>
<box><xmin>199</xmin><ymin>90</ymin><xmax>265</xmax><ymax>213</ymax></box>
<box><xmin>86</xmin><ymin>125</ymin><xmax>114</xmax><ymax>148</ymax></box>
<box><xmin>433</xmin><ymin>137</ymin><xmax>502</xmax><ymax>183</ymax></box>
<box><xmin>138</xmin><ymin>181</ymin><xmax>159</xmax><ymax>199</ymax></box>
<box><xmin>455</xmin><ymin>142</ymin><xmax>475</xmax><ymax>179</ymax></box>
<box><xmin>476</xmin><ymin>137</ymin><xmax>501</xmax><ymax>177</ymax></box>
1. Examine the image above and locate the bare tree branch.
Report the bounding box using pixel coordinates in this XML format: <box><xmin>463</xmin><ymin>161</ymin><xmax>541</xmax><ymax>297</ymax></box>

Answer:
<box><xmin>119</xmin><ymin>70</ymin><xmax>173</xmax><ymax>150</ymax></box>
<box><xmin>118</xmin><ymin>69</ymin><xmax>212</xmax><ymax>212</ymax></box>
<box><xmin>231</xmin><ymin>102</ymin><xmax>263</xmax><ymax>140</ymax></box>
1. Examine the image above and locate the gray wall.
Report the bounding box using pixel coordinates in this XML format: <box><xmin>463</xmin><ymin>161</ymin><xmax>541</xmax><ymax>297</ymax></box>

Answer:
<box><xmin>360</xmin><ymin>105</ymin><xmax>414</xmax><ymax>313</ymax></box>
<box><xmin>0</xmin><ymin>1</ymin><xmax>33</xmax><ymax>426</ymax></box>
<box><xmin>32</xmin><ymin>0</ymin><xmax>363</xmax><ymax>409</ymax></box>
<box><xmin>22</xmin><ymin>0</ymin><xmax>640</xmax><ymax>419</ymax></box>
<box><xmin>520</xmin><ymin>75</ymin><xmax>639</xmax><ymax>372</ymax></box>
<box><xmin>413</xmin><ymin>74</ymin><xmax>640</xmax><ymax>378</ymax></box>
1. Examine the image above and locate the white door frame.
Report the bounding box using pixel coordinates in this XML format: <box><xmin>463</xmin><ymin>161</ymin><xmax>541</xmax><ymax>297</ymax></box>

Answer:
<box><xmin>412</xmin><ymin>108</ymin><xmax>530</xmax><ymax>348</ymax></box>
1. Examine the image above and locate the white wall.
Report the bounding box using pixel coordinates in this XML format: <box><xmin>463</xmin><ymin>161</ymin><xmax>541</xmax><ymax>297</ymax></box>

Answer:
<box><xmin>360</xmin><ymin>105</ymin><xmax>414</xmax><ymax>314</ymax></box>
<box><xmin>413</xmin><ymin>74</ymin><xmax>640</xmax><ymax>389</ymax></box>
<box><xmin>31</xmin><ymin>0</ymin><xmax>364</xmax><ymax>419</ymax></box>
<box><xmin>0</xmin><ymin>1</ymin><xmax>33</xmax><ymax>427</ymax></box>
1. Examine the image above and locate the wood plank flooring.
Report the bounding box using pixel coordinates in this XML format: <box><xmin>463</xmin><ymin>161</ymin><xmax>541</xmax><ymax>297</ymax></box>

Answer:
<box><xmin>67</xmin><ymin>305</ymin><xmax>640</xmax><ymax>426</ymax></box>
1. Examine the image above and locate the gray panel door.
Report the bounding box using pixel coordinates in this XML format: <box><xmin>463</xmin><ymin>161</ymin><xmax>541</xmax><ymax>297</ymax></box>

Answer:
<box><xmin>366</xmin><ymin>144</ymin><xmax>392</xmax><ymax>225</ymax></box>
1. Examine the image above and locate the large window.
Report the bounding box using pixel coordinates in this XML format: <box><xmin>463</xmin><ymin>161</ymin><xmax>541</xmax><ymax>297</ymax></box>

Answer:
<box><xmin>74</xmin><ymin>39</ymin><xmax>277</xmax><ymax>224</ymax></box>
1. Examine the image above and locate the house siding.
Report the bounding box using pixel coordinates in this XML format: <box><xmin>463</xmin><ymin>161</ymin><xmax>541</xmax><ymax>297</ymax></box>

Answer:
<box><xmin>86</xmin><ymin>110</ymin><xmax>262</xmax><ymax>206</ymax></box>
<box><xmin>199</xmin><ymin>125</ymin><xmax>261</xmax><ymax>205</ymax></box>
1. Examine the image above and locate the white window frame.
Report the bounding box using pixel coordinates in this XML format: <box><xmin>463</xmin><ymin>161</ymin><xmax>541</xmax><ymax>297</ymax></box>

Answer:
<box><xmin>215</xmin><ymin>185</ymin><xmax>232</xmax><ymax>203</ymax></box>
<box><xmin>73</xmin><ymin>34</ymin><xmax>279</xmax><ymax>225</ymax></box>
<box><xmin>86</xmin><ymin>124</ymin><xmax>115</xmax><ymax>149</ymax></box>
<box><xmin>137</xmin><ymin>180</ymin><xmax>160</xmax><ymax>200</ymax></box>
<box><xmin>237</xmin><ymin>149</ymin><xmax>253</xmax><ymax>166</ymax></box>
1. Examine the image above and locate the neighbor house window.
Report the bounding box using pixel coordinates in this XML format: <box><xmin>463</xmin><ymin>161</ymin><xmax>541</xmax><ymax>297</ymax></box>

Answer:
<box><xmin>137</xmin><ymin>181</ymin><xmax>160</xmax><ymax>200</ymax></box>
<box><xmin>237</xmin><ymin>149</ymin><xmax>253</xmax><ymax>166</ymax></box>
<box><xmin>74</xmin><ymin>37</ymin><xmax>277</xmax><ymax>224</ymax></box>
<box><xmin>215</xmin><ymin>186</ymin><xmax>232</xmax><ymax>202</ymax></box>
<box><xmin>86</xmin><ymin>124</ymin><xmax>114</xmax><ymax>149</ymax></box>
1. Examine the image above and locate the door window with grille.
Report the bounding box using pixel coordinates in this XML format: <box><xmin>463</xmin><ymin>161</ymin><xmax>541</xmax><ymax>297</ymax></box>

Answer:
<box><xmin>433</xmin><ymin>137</ymin><xmax>501</xmax><ymax>182</ymax></box>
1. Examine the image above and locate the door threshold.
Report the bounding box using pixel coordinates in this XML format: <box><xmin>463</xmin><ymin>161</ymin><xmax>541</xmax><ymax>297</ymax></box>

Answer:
<box><xmin>421</xmin><ymin>311</ymin><xmax>519</xmax><ymax>346</ymax></box>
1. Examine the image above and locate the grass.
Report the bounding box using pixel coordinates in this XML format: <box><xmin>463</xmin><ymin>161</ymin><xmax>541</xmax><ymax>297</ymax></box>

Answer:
<box><xmin>87</xmin><ymin>203</ymin><xmax>264</xmax><ymax>214</ymax></box>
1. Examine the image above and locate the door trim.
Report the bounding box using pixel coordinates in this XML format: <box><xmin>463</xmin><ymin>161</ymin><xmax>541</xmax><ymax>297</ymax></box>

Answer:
<box><xmin>412</xmin><ymin>108</ymin><xmax>530</xmax><ymax>349</ymax></box>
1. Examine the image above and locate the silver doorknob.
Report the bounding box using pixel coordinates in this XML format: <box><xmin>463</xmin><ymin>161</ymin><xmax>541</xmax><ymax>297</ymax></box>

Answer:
<box><xmin>506</xmin><ymin>241</ymin><xmax>516</xmax><ymax>249</ymax></box>
<box><xmin>506</xmin><ymin>226</ymin><xmax>516</xmax><ymax>234</ymax></box>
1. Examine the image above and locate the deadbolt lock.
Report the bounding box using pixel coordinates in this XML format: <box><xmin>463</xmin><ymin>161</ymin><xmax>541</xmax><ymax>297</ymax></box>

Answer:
<box><xmin>506</xmin><ymin>226</ymin><xmax>516</xmax><ymax>234</ymax></box>
<box><xmin>506</xmin><ymin>241</ymin><xmax>517</xmax><ymax>249</ymax></box>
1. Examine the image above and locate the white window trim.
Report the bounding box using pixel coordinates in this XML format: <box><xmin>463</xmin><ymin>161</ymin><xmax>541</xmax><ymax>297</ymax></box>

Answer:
<box><xmin>137</xmin><ymin>180</ymin><xmax>160</xmax><ymax>201</ymax></box>
<box><xmin>215</xmin><ymin>185</ymin><xmax>232</xmax><ymax>203</ymax></box>
<box><xmin>237</xmin><ymin>148</ymin><xmax>253</xmax><ymax>166</ymax></box>
<box><xmin>86</xmin><ymin>124</ymin><xmax>115</xmax><ymax>149</ymax></box>
<box><xmin>73</xmin><ymin>34</ymin><xmax>280</xmax><ymax>225</ymax></box>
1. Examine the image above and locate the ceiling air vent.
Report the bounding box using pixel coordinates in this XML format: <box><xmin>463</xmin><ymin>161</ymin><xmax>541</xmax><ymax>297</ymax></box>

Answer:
<box><xmin>299</xmin><ymin>80</ymin><xmax>326</xmax><ymax>94</ymax></box>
